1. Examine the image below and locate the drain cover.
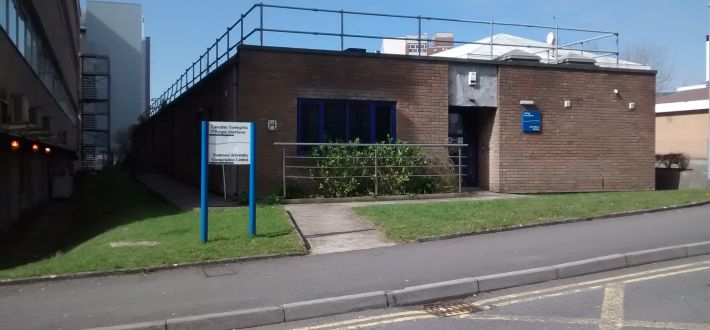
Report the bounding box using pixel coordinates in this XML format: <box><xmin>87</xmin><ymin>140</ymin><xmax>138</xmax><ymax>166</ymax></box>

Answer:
<box><xmin>423</xmin><ymin>301</ymin><xmax>483</xmax><ymax>317</ymax></box>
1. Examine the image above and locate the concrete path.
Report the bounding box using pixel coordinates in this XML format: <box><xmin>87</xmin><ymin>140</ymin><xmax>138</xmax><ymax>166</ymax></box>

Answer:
<box><xmin>284</xmin><ymin>203</ymin><xmax>395</xmax><ymax>254</ymax></box>
<box><xmin>285</xmin><ymin>190</ymin><xmax>520</xmax><ymax>254</ymax></box>
<box><xmin>136</xmin><ymin>173</ymin><xmax>238</xmax><ymax>210</ymax></box>
<box><xmin>1</xmin><ymin>205</ymin><xmax>710</xmax><ymax>329</ymax></box>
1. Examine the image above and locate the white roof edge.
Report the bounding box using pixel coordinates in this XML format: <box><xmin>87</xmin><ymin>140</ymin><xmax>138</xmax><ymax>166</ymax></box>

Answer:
<box><xmin>676</xmin><ymin>84</ymin><xmax>707</xmax><ymax>92</ymax></box>
<box><xmin>655</xmin><ymin>100</ymin><xmax>709</xmax><ymax>113</ymax></box>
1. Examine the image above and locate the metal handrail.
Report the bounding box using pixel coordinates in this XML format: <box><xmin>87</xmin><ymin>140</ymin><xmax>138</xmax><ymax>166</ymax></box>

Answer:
<box><xmin>144</xmin><ymin>3</ymin><xmax>622</xmax><ymax>120</ymax></box>
<box><xmin>275</xmin><ymin>142</ymin><xmax>467</xmax><ymax>147</ymax></box>
<box><xmin>275</xmin><ymin>141</ymin><xmax>468</xmax><ymax>197</ymax></box>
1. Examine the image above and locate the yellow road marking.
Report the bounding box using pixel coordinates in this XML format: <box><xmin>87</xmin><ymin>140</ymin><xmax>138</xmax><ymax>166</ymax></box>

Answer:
<box><xmin>622</xmin><ymin>266</ymin><xmax>710</xmax><ymax>284</ymax></box>
<box><xmin>291</xmin><ymin>260</ymin><xmax>710</xmax><ymax>330</ymax></box>
<box><xmin>341</xmin><ymin>314</ymin><xmax>437</xmax><ymax>329</ymax></box>
<box><xmin>291</xmin><ymin>311</ymin><xmax>427</xmax><ymax>330</ymax></box>
<box><xmin>472</xmin><ymin>260</ymin><xmax>710</xmax><ymax>307</ymax></box>
<box><xmin>599</xmin><ymin>283</ymin><xmax>625</xmax><ymax>330</ymax></box>
<box><xmin>625</xmin><ymin>320</ymin><xmax>710</xmax><ymax>330</ymax></box>
<box><xmin>463</xmin><ymin>313</ymin><xmax>599</xmax><ymax>326</ymax></box>
<box><xmin>483</xmin><ymin>285</ymin><xmax>603</xmax><ymax>308</ymax></box>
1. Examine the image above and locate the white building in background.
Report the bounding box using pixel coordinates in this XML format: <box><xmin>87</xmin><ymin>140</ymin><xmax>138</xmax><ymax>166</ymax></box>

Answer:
<box><xmin>81</xmin><ymin>1</ymin><xmax>149</xmax><ymax>155</ymax></box>
<box><xmin>381</xmin><ymin>32</ymin><xmax>454</xmax><ymax>56</ymax></box>
<box><xmin>432</xmin><ymin>33</ymin><xmax>647</xmax><ymax>70</ymax></box>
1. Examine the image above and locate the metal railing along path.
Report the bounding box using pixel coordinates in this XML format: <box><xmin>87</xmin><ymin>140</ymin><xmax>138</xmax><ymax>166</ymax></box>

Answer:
<box><xmin>143</xmin><ymin>3</ymin><xmax>622</xmax><ymax>119</ymax></box>
<box><xmin>274</xmin><ymin>142</ymin><xmax>469</xmax><ymax>197</ymax></box>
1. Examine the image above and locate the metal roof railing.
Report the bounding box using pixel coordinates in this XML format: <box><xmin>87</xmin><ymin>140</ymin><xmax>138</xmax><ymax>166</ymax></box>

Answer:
<box><xmin>143</xmin><ymin>3</ymin><xmax>621</xmax><ymax>119</ymax></box>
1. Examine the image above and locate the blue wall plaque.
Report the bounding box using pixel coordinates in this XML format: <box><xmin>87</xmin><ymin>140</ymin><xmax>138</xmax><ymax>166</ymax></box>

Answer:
<box><xmin>521</xmin><ymin>109</ymin><xmax>542</xmax><ymax>133</ymax></box>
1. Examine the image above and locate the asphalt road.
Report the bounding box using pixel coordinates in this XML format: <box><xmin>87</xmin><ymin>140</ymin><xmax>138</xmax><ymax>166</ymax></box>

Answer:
<box><xmin>1</xmin><ymin>205</ymin><xmax>709</xmax><ymax>329</ymax></box>
<box><xmin>269</xmin><ymin>255</ymin><xmax>710</xmax><ymax>330</ymax></box>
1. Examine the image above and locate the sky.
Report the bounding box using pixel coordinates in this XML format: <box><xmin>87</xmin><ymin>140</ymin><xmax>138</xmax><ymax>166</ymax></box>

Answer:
<box><xmin>85</xmin><ymin>0</ymin><xmax>708</xmax><ymax>99</ymax></box>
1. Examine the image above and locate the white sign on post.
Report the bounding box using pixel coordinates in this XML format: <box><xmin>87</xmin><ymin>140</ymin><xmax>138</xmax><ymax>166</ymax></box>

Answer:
<box><xmin>208</xmin><ymin>121</ymin><xmax>251</xmax><ymax>165</ymax></box>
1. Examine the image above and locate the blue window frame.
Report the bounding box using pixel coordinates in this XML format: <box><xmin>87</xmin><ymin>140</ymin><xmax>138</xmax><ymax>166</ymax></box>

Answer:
<box><xmin>297</xmin><ymin>99</ymin><xmax>396</xmax><ymax>153</ymax></box>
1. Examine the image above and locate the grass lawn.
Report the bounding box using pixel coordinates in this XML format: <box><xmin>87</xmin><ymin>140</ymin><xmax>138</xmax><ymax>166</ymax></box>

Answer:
<box><xmin>353</xmin><ymin>190</ymin><xmax>710</xmax><ymax>243</ymax></box>
<box><xmin>0</xmin><ymin>171</ymin><xmax>305</xmax><ymax>280</ymax></box>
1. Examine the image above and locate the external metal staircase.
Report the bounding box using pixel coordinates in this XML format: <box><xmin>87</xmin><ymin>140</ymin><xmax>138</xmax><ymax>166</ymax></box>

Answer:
<box><xmin>80</xmin><ymin>54</ymin><xmax>111</xmax><ymax>170</ymax></box>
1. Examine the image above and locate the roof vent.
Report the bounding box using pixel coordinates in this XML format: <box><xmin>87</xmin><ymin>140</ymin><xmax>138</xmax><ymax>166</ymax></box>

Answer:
<box><xmin>495</xmin><ymin>50</ymin><xmax>541</xmax><ymax>62</ymax></box>
<box><xmin>559</xmin><ymin>54</ymin><xmax>596</xmax><ymax>65</ymax></box>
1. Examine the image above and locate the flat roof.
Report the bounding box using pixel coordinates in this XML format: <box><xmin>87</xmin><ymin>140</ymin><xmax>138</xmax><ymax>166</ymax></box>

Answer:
<box><xmin>239</xmin><ymin>45</ymin><xmax>657</xmax><ymax>76</ymax></box>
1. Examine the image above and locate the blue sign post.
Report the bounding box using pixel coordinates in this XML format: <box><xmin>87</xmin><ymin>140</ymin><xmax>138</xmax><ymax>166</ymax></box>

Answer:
<box><xmin>248</xmin><ymin>122</ymin><xmax>256</xmax><ymax>237</ymax></box>
<box><xmin>200</xmin><ymin>121</ymin><xmax>256</xmax><ymax>243</ymax></box>
<box><xmin>200</xmin><ymin>121</ymin><xmax>209</xmax><ymax>243</ymax></box>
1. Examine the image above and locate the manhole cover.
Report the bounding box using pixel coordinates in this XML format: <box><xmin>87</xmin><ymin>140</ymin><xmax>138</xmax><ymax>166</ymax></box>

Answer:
<box><xmin>423</xmin><ymin>301</ymin><xmax>483</xmax><ymax>317</ymax></box>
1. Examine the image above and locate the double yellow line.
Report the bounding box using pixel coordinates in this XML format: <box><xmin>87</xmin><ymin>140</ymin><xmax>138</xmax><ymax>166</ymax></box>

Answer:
<box><xmin>292</xmin><ymin>260</ymin><xmax>710</xmax><ymax>330</ymax></box>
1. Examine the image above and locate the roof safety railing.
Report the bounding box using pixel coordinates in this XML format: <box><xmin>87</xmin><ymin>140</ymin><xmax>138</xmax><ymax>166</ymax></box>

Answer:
<box><xmin>144</xmin><ymin>3</ymin><xmax>621</xmax><ymax>119</ymax></box>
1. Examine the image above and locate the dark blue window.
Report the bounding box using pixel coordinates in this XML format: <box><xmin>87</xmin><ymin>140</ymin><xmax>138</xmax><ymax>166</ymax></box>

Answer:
<box><xmin>297</xmin><ymin>99</ymin><xmax>396</xmax><ymax>152</ymax></box>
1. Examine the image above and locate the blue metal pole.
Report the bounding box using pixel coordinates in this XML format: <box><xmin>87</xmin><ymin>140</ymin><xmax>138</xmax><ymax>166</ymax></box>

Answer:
<box><xmin>249</xmin><ymin>122</ymin><xmax>256</xmax><ymax>237</ymax></box>
<box><xmin>200</xmin><ymin>121</ymin><xmax>209</xmax><ymax>243</ymax></box>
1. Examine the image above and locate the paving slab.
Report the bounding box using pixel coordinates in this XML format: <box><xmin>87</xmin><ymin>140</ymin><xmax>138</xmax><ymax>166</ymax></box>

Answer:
<box><xmin>285</xmin><ymin>203</ymin><xmax>395</xmax><ymax>254</ymax></box>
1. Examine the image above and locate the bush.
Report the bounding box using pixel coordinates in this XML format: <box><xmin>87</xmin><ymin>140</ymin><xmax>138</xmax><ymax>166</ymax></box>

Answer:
<box><xmin>656</xmin><ymin>153</ymin><xmax>690</xmax><ymax>170</ymax></box>
<box><xmin>308</xmin><ymin>139</ymin><xmax>454</xmax><ymax>198</ymax></box>
<box><xmin>309</xmin><ymin>143</ymin><xmax>368</xmax><ymax>197</ymax></box>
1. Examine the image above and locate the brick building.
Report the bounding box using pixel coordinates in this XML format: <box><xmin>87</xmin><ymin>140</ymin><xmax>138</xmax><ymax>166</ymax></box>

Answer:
<box><xmin>135</xmin><ymin>43</ymin><xmax>656</xmax><ymax>196</ymax></box>
<box><xmin>655</xmin><ymin>85</ymin><xmax>709</xmax><ymax>160</ymax></box>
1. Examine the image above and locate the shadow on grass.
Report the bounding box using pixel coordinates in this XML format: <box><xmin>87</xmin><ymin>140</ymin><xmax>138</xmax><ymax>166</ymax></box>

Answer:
<box><xmin>0</xmin><ymin>170</ymin><xmax>182</xmax><ymax>271</ymax></box>
<box><xmin>254</xmin><ymin>230</ymin><xmax>292</xmax><ymax>238</ymax></box>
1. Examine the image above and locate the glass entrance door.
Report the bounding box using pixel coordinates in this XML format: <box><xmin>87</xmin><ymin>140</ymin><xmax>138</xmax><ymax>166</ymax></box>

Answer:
<box><xmin>448</xmin><ymin>111</ymin><xmax>478</xmax><ymax>187</ymax></box>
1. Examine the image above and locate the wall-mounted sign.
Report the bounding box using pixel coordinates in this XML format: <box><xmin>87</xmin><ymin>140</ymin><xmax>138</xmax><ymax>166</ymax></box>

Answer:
<box><xmin>208</xmin><ymin>121</ymin><xmax>251</xmax><ymax>164</ymax></box>
<box><xmin>521</xmin><ymin>109</ymin><xmax>542</xmax><ymax>133</ymax></box>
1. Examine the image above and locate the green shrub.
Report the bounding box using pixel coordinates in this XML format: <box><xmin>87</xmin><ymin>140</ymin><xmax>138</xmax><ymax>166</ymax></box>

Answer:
<box><xmin>308</xmin><ymin>139</ymin><xmax>453</xmax><ymax>198</ymax></box>
<box><xmin>309</xmin><ymin>144</ymin><xmax>368</xmax><ymax>197</ymax></box>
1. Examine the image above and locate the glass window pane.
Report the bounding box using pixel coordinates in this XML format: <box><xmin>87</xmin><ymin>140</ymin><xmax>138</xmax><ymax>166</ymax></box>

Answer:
<box><xmin>24</xmin><ymin>26</ymin><xmax>31</xmax><ymax>60</ymax></box>
<box><xmin>323</xmin><ymin>101</ymin><xmax>346</xmax><ymax>142</ymax></box>
<box><xmin>298</xmin><ymin>101</ymin><xmax>321</xmax><ymax>143</ymax></box>
<box><xmin>8</xmin><ymin>0</ymin><xmax>16</xmax><ymax>44</ymax></box>
<box><xmin>375</xmin><ymin>105</ymin><xmax>393</xmax><ymax>142</ymax></box>
<box><xmin>348</xmin><ymin>102</ymin><xmax>371</xmax><ymax>143</ymax></box>
<box><xmin>17</xmin><ymin>13</ymin><xmax>24</xmax><ymax>55</ymax></box>
<box><xmin>1</xmin><ymin>0</ymin><xmax>7</xmax><ymax>30</ymax></box>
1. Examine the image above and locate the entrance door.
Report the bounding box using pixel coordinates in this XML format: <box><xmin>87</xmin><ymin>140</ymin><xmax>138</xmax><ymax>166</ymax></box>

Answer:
<box><xmin>448</xmin><ymin>110</ymin><xmax>478</xmax><ymax>187</ymax></box>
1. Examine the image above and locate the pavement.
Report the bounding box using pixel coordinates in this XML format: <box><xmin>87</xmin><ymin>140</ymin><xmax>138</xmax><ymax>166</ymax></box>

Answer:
<box><xmin>1</xmin><ymin>204</ymin><xmax>709</xmax><ymax>329</ymax></box>
<box><xmin>284</xmin><ymin>203</ymin><xmax>395</xmax><ymax>254</ymax></box>
<box><xmin>136</xmin><ymin>173</ymin><xmax>238</xmax><ymax>210</ymax></box>
<box><xmin>270</xmin><ymin>255</ymin><xmax>710</xmax><ymax>329</ymax></box>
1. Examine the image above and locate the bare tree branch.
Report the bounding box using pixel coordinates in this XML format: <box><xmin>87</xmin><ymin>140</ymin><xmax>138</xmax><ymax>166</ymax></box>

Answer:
<box><xmin>624</xmin><ymin>42</ymin><xmax>675</xmax><ymax>92</ymax></box>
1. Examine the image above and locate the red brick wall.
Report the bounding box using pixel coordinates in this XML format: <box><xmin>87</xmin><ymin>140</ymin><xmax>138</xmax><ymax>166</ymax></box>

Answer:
<box><xmin>494</xmin><ymin>66</ymin><xmax>656</xmax><ymax>193</ymax></box>
<box><xmin>134</xmin><ymin>64</ymin><xmax>238</xmax><ymax>195</ymax></box>
<box><xmin>237</xmin><ymin>48</ymin><xmax>450</xmax><ymax>194</ymax></box>
<box><xmin>134</xmin><ymin>47</ymin><xmax>656</xmax><ymax>196</ymax></box>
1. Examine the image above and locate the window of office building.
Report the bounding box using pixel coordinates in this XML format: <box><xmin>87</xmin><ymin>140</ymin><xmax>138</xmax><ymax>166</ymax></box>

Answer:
<box><xmin>297</xmin><ymin>99</ymin><xmax>396</xmax><ymax>153</ymax></box>
<box><xmin>8</xmin><ymin>0</ymin><xmax>16</xmax><ymax>44</ymax></box>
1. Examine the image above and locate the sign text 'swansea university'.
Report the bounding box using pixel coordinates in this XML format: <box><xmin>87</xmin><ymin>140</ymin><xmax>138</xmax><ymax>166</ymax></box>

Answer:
<box><xmin>208</xmin><ymin>122</ymin><xmax>251</xmax><ymax>165</ymax></box>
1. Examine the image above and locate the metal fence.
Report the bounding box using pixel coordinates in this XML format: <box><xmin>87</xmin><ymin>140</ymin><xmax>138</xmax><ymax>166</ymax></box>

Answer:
<box><xmin>274</xmin><ymin>142</ymin><xmax>469</xmax><ymax>197</ymax></box>
<box><xmin>144</xmin><ymin>3</ymin><xmax>621</xmax><ymax>119</ymax></box>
